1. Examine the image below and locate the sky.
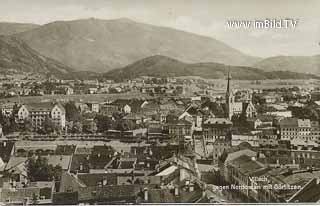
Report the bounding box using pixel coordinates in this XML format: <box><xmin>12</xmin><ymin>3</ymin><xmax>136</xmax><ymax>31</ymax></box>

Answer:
<box><xmin>1</xmin><ymin>0</ymin><xmax>319</xmax><ymax>58</ymax></box>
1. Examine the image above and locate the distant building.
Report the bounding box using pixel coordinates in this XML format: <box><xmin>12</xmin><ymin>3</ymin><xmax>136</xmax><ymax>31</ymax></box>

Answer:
<box><xmin>0</xmin><ymin>103</ymin><xmax>15</xmax><ymax>117</ymax></box>
<box><xmin>17</xmin><ymin>103</ymin><xmax>66</xmax><ymax>130</ymax></box>
<box><xmin>225</xmin><ymin>70</ymin><xmax>256</xmax><ymax>120</ymax></box>
<box><xmin>202</xmin><ymin>118</ymin><xmax>232</xmax><ymax>144</ymax></box>
<box><xmin>279</xmin><ymin>118</ymin><xmax>312</xmax><ymax>141</ymax></box>
<box><xmin>165</xmin><ymin>119</ymin><xmax>192</xmax><ymax>142</ymax></box>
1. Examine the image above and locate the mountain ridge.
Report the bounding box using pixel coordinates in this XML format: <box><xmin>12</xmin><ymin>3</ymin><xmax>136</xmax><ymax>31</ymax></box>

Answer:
<box><xmin>103</xmin><ymin>55</ymin><xmax>320</xmax><ymax>82</ymax></box>
<box><xmin>253</xmin><ymin>55</ymin><xmax>320</xmax><ymax>76</ymax></box>
<box><xmin>0</xmin><ymin>35</ymin><xmax>76</xmax><ymax>78</ymax></box>
<box><xmin>14</xmin><ymin>18</ymin><xmax>260</xmax><ymax>72</ymax></box>
<box><xmin>0</xmin><ymin>22</ymin><xmax>40</xmax><ymax>35</ymax></box>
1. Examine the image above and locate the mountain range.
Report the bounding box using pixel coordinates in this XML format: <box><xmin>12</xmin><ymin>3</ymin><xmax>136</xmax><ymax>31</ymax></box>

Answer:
<box><xmin>0</xmin><ymin>22</ymin><xmax>39</xmax><ymax>36</ymax></box>
<box><xmin>0</xmin><ymin>35</ymin><xmax>75</xmax><ymax>78</ymax></box>
<box><xmin>103</xmin><ymin>55</ymin><xmax>320</xmax><ymax>82</ymax></box>
<box><xmin>254</xmin><ymin>55</ymin><xmax>320</xmax><ymax>76</ymax></box>
<box><xmin>0</xmin><ymin>18</ymin><xmax>319</xmax><ymax>78</ymax></box>
<box><xmin>13</xmin><ymin>18</ymin><xmax>259</xmax><ymax>72</ymax></box>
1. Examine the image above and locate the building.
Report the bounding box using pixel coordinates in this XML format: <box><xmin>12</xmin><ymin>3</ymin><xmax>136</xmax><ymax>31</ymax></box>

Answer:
<box><xmin>0</xmin><ymin>103</ymin><xmax>16</xmax><ymax>117</ymax></box>
<box><xmin>225</xmin><ymin>69</ymin><xmax>256</xmax><ymax>119</ymax></box>
<box><xmin>165</xmin><ymin>119</ymin><xmax>192</xmax><ymax>142</ymax></box>
<box><xmin>279</xmin><ymin>118</ymin><xmax>312</xmax><ymax>141</ymax></box>
<box><xmin>17</xmin><ymin>103</ymin><xmax>66</xmax><ymax>130</ymax></box>
<box><xmin>202</xmin><ymin>118</ymin><xmax>232</xmax><ymax>144</ymax></box>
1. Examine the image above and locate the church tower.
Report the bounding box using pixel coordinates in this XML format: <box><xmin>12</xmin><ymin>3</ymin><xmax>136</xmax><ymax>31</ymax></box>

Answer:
<box><xmin>225</xmin><ymin>68</ymin><xmax>234</xmax><ymax>120</ymax></box>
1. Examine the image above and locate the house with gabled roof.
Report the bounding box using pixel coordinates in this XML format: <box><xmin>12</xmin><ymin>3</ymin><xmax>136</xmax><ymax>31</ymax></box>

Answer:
<box><xmin>17</xmin><ymin>102</ymin><xmax>66</xmax><ymax>130</ymax></box>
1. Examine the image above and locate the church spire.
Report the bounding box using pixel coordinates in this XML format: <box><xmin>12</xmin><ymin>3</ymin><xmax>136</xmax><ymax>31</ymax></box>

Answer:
<box><xmin>227</xmin><ymin>66</ymin><xmax>231</xmax><ymax>95</ymax></box>
<box><xmin>226</xmin><ymin>66</ymin><xmax>233</xmax><ymax>120</ymax></box>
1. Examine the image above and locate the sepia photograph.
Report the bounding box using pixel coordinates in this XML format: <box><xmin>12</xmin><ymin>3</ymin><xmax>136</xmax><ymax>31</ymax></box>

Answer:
<box><xmin>0</xmin><ymin>0</ymin><xmax>319</xmax><ymax>205</ymax></box>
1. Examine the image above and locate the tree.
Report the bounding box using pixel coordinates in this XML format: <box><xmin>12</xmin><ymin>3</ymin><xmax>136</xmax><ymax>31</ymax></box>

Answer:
<box><xmin>27</xmin><ymin>156</ymin><xmax>62</xmax><ymax>182</ymax></box>
<box><xmin>64</xmin><ymin>102</ymin><xmax>80</xmax><ymax>121</ymax></box>
<box><xmin>72</xmin><ymin>121</ymin><xmax>83</xmax><ymax>133</ymax></box>
<box><xmin>201</xmin><ymin>101</ymin><xmax>225</xmax><ymax>117</ymax></box>
<box><xmin>2</xmin><ymin>115</ymin><xmax>17</xmax><ymax>134</ymax></box>
<box><xmin>39</xmin><ymin>117</ymin><xmax>55</xmax><ymax>134</ymax></box>
<box><xmin>256</xmin><ymin>104</ymin><xmax>276</xmax><ymax>114</ymax></box>
<box><xmin>20</xmin><ymin>119</ymin><xmax>32</xmax><ymax>134</ymax></box>
<box><xmin>83</xmin><ymin>120</ymin><xmax>98</xmax><ymax>133</ymax></box>
<box><xmin>95</xmin><ymin>115</ymin><xmax>112</xmax><ymax>133</ymax></box>
<box><xmin>31</xmin><ymin>193</ymin><xmax>38</xmax><ymax>205</ymax></box>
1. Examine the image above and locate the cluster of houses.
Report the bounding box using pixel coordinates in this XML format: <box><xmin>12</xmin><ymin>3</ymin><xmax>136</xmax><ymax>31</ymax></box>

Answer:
<box><xmin>0</xmin><ymin>140</ymin><xmax>211</xmax><ymax>204</ymax></box>
<box><xmin>0</xmin><ymin>74</ymin><xmax>319</xmax><ymax>203</ymax></box>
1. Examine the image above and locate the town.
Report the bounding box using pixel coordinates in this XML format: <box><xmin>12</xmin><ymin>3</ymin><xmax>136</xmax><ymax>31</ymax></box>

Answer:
<box><xmin>0</xmin><ymin>70</ymin><xmax>319</xmax><ymax>204</ymax></box>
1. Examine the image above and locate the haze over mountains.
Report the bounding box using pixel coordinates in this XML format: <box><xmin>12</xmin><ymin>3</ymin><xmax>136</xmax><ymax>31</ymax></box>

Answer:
<box><xmin>254</xmin><ymin>56</ymin><xmax>320</xmax><ymax>76</ymax></box>
<box><xmin>14</xmin><ymin>18</ymin><xmax>259</xmax><ymax>72</ymax></box>
<box><xmin>104</xmin><ymin>55</ymin><xmax>320</xmax><ymax>82</ymax></box>
<box><xmin>0</xmin><ymin>35</ymin><xmax>74</xmax><ymax>78</ymax></box>
<box><xmin>0</xmin><ymin>18</ymin><xmax>318</xmax><ymax>78</ymax></box>
<box><xmin>0</xmin><ymin>22</ymin><xmax>39</xmax><ymax>36</ymax></box>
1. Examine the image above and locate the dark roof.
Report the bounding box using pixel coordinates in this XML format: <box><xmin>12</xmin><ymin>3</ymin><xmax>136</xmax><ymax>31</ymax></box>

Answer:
<box><xmin>24</xmin><ymin>102</ymin><xmax>53</xmax><ymax>112</ymax></box>
<box><xmin>229</xmin><ymin>155</ymin><xmax>265</xmax><ymax>176</ymax></box>
<box><xmin>0</xmin><ymin>141</ymin><xmax>14</xmax><ymax>162</ymax></box>
<box><xmin>55</xmin><ymin>145</ymin><xmax>76</xmax><ymax>155</ymax></box>
<box><xmin>166</xmin><ymin>119</ymin><xmax>192</xmax><ymax>126</ymax></box>
<box><xmin>279</xmin><ymin>118</ymin><xmax>298</xmax><ymax>127</ymax></box>
<box><xmin>185</xmin><ymin>106</ymin><xmax>203</xmax><ymax>116</ymax></box>
<box><xmin>70</xmin><ymin>154</ymin><xmax>90</xmax><ymax>173</ymax></box>
<box><xmin>288</xmin><ymin>178</ymin><xmax>320</xmax><ymax>203</ymax></box>
<box><xmin>77</xmin><ymin>173</ymin><xmax>118</xmax><ymax>186</ymax></box>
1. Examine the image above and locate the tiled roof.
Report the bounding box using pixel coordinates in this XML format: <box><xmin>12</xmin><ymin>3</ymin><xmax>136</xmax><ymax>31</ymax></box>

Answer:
<box><xmin>24</xmin><ymin>102</ymin><xmax>53</xmax><ymax>112</ymax></box>
<box><xmin>0</xmin><ymin>141</ymin><xmax>14</xmax><ymax>162</ymax></box>
<box><xmin>204</xmin><ymin>118</ymin><xmax>232</xmax><ymax>125</ymax></box>
<box><xmin>279</xmin><ymin>118</ymin><xmax>299</xmax><ymax>127</ymax></box>
<box><xmin>166</xmin><ymin>119</ymin><xmax>192</xmax><ymax>125</ymax></box>
<box><xmin>228</xmin><ymin>155</ymin><xmax>265</xmax><ymax>176</ymax></box>
<box><xmin>77</xmin><ymin>173</ymin><xmax>118</xmax><ymax>186</ymax></box>
<box><xmin>47</xmin><ymin>155</ymin><xmax>72</xmax><ymax>170</ymax></box>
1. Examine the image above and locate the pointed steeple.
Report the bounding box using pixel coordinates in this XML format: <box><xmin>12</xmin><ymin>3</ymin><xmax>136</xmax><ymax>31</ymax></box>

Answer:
<box><xmin>225</xmin><ymin>66</ymin><xmax>233</xmax><ymax>120</ymax></box>
<box><xmin>226</xmin><ymin>66</ymin><xmax>231</xmax><ymax>95</ymax></box>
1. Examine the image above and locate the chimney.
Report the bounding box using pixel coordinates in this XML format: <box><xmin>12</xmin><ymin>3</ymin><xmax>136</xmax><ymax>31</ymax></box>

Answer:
<box><xmin>149</xmin><ymin>149</ymin><xmax>153</xmax><ymax>156</ymax></box>
<box><xmin>79</xmin><ymin>163</ymin><xmax>83</xmax><ymax>171</ymax></box>
<box><xmin>185</xmin><ymin>179</ymin><xmax>190</xmax><ymax>186</ymax></box>
<box><xmin>174</xmin><ymin>187</ymin><xmax>179</xmax><ymax>196</ymax></box>
<box><xmin>98</xmin><ymin>153</ymin><xmax>101</xmax><ymax>158</ymax></box>
<box><xmin>316</xmin><ymin>178</ymin><xmax>320</xmax><ymax>185</ymax></box>
<box><xmin>12</xmin><ymin>180</ymin><xmax>17</xmax><ymax>188</ymax></box>
<box><xmin>133</xmin><ymin>148</ymin><xmax>137</xmax><ymax>155</ymax></box>
<box><xmin>189</xmin><ymin>184</ymin><xmax>194</xmax><ymax>192</ymax></box>
<box><xmin>276</xmin><ymin>159</ymin><xmax>280</xmax><ymax>165</ymax></box>
<box><xmin>146</xmin><ymin>162</ymin><xmax>150</xmax><ymax>168</ymax></box>
<box><xmin>292</xmin><ymin>159</ymin><xmax>296</xmax><ymax>165</ymax></box>
<box><xmin>102</xmin><ymin>178</ymin><xmax>107</xmax><ymax>186</ymax></box>
<box><xmin>144</xmin><ymin>188</ymin><xmax>148</xmax><ymax>201</ymax></box>
<box><xmin>3</xmin><ymin>141</ymin><xmax>6</xmax><ymax>147</ymax></box>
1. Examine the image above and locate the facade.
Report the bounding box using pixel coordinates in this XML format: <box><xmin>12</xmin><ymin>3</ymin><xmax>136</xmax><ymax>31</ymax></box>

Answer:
<box><xmin>279</xmin><ymin>118</ymin><xmax>312</xmax><ymax>141</ymax></box>
<box><xmin>165</xmin><ymin>119</ymin><xmax>192</xmax><ymax>141</ymax></box>
<box><xmin>203</xmin><ymin>118</ymin><xmax>232</xmax><ymax>143</ymax></box>
<box><xmin>18</xmin><ymin>103</ymin><xmax>66</xmax><ymax>130</ymax></box>
<box><xmin>0</xmin><ymin>103</ymin><xmax>15</xmax><ymax>117</ymax></box>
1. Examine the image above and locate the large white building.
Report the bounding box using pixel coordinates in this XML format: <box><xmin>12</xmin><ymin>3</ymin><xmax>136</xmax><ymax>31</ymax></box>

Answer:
<box><xmin>279</xmin><ymin>118</ymin><xmax>315</xmax><ymax>142</ymax></box>
<box><xmin>18</xmin><ymin>103</ymin><xmax>66</xmax><ymax>130</ymax></box>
